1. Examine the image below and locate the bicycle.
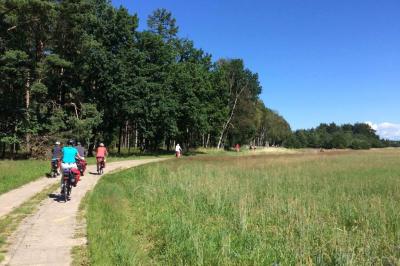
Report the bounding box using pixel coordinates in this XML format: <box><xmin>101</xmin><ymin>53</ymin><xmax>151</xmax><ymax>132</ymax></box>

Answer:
<box><xmin>76</xmin><ymin>159</ymin><xmax>87</xmax><ymax>176</ymax></box>
<box><xmin>50</xmin><ymin>158</ymin><xmax>60</xmax><ymax>178</ymax></box>
<box><xmin>61</xmin><ymin>169</ymin><xmax>75</xmax><ymax>202</ymax></box>
<box><xmin>96</xmin><ymin>157</ymin><xmax>105</xmax><ymax>175</ymax></box>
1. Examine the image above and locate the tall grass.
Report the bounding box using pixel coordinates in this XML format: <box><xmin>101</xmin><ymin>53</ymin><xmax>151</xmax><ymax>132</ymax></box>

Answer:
<box><xmin>0</xmin><ymin>160</ymin><xmax>49</xmax><ymax>195</ymax></box>
<box><xmin>87</xmin><ymin>149</ymin><xmax>400</xmax><ymax>265</ymax></box>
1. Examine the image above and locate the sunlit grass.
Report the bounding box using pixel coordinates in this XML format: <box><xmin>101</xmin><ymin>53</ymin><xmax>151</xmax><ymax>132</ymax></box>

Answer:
<box><xmin>0</xmin><ymin>160</ymin><xmax>49</xmax><ymax>195</ymax></box>
<box><xmin>87</xmin><ymin>149</ymin><xmax>400</xmax><ymax>265</ymax></box>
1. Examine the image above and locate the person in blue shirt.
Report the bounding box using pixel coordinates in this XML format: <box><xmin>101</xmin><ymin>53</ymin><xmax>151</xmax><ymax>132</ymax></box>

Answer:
<box><xmin>61</xmin><ymin>140</ymin><xmax>80</xmax><ymax>164</ymax></box>
<box><xmin>60</xmin><ymin>140</ymin><xmax>83</xmax><ymax>191</ymax></box>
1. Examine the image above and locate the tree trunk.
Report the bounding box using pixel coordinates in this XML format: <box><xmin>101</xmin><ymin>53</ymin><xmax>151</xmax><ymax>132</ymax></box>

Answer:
<box><xmin>13</xmin><ymin>122</ymin><xmax>18</xmax><ymax>157</ymax></box>
<box><xmin>206</xmin><ymin>133</ymin><xmax>210</xmax><ymax>148</ymax></box>
<box><xmin>118</xmin><ymin>124</ymin><xmax>122</xmax><ymax>154</ymax></box>
<box><xmin>127</xmin><ymin>126</ymin><xmax>130</xmax><ymax>152</ymax></box>
<box><xmin>142</xmin><ymin>138</ymin><xmax>146</xmax><ymax>152</ymax></box>
<box><xmin>216</xmin><ymin>80</ymin><xmax>248</xmax><ymax>149</ymax></box>
<box><xmin>1</xmin><ymin>142</ymin><xmax>5</xmax><ymax>159</ymax></box>
<box><xmin>86</xmin><ymin>138</ymin><xmax>90</xmax><ymax>156</ymax></box>
<box><xmin>25</xmin><ymin>71</ymin><xmax>31</xmax><ymax>153</ymax></box>
<box><xmin>88</xmin><ymin>133</ymin><xmax>96</xmax><ymax>157</ymax></box>
<box><xmin>128</xmin><ymin>127</ymin><xmax>131</xmax><ymax>154</ymax></box>
<box><xmin>166</xmin><ymin>138</ymin><xmax>171</xmax><ymax>151</ymax></box>
<box><xmin>185</xmin><ymin>128</ymin><xmax>190</xmax><ymax>151</ymax></box>
<box><xmin>217</xmin><ymin>96</ymin><xmax>239</xmax><ymax>149</ymax></box>
<box><xmin>135</xmin><ymin>126</ymin><xmax>138</xmax><ymax>148</ymax></box>
<box><xmin>124</xmin><ymin>121</ymin><xmax>129</xmax><ymax>148</ymax></box>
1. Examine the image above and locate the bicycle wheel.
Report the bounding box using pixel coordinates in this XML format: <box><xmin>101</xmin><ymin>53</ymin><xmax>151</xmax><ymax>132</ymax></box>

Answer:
<box><xmin>62</xmin><ymin>181</ymin><xmax>68</xmax><ymax>202</ymax></box>
<box><xmin>67</xmin><ymin>182</ymin><xmax>71</xmax><ymax>200</ymax></box>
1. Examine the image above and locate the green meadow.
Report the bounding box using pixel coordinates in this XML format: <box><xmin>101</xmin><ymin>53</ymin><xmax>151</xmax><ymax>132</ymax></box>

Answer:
<box><xmin>0</xmin><ymin>160</ymin><xmax>49</xmax><ymax>195</ymax></box>
<box><xmin>87</xmin><ymin>149</ymin><xmax>400</xmax><ymax>265</ymax></box>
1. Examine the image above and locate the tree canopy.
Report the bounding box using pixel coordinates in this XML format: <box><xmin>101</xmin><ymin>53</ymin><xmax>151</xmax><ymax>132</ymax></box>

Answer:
<box><xmin>0</xmin><ymin>1</ymin><xmax>291</xmax><ymax>157</ymax></box>
<box><xmin>284</xmin><ymin>122</ymin><xmax>390</xmax><ymax>150</ymax></box>
<box><xmin>1</xmin><ymin>1</ymin><xmax>394</xmax><ymax>158</ymax></box>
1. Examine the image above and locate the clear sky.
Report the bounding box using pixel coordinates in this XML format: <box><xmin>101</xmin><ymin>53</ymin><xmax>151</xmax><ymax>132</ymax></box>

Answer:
<box><xmin>112</xmin><ymin>0</ymin><xmax>400</xmax><ymax>139</ymax></box>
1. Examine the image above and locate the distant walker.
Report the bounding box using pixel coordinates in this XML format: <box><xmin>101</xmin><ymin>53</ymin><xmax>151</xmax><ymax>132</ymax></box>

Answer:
<box><xmin>175</xmin><ymin>144</ymin><xmax>182</xmax><ymax>158</ymax></box>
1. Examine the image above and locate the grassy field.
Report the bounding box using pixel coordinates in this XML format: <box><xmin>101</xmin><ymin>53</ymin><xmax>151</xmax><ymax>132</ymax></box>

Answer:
<box><xmin>0</xmin><ymin>160</ymin><xmax>49</xmax><ymax>196</ymax></box>
<box><xmin>0</xmin><ymin>152</ymin><xmax>170</xmax><ymax>196</ymax></box>
<box><xmin>86</xmin><ymin>149</ymin><xmax>400</xmax><ymax>265</ymax></box>
<box><xmin>0</xmin><ymin>147</ymin><xmax>290</xmax><ymax>196</ymax></box>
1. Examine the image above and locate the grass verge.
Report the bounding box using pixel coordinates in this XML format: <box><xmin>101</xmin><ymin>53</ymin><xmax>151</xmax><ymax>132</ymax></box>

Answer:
<box><xmin>86</xmin><ymin>149</ymin><xmax>400</xmax><ymax>265</ymax></box>
<box><xmin>0</xmin><ymin>183</ymin><xmax>59</xmax><ymax>262</ymax></box>
<box><xmin>0</xmin><ymin>160</ymin><xmax>49</xmax><ymax>195</ymax></box>
<box><xmin>71</xmin><ymin>191</ymin><xmax>91</xmax><ymax>266</ymax></box>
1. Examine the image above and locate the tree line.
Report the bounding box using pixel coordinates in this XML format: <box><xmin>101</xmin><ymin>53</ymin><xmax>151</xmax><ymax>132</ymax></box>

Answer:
<box><xmin>0</xmin><ymin>0</ymin><xmax>291</xmax><ymax>158</ymax></box>
<box><xmin>284</xmin><ymin>122</ymin><xmax>398</xmax><ymax>149</ymax></box>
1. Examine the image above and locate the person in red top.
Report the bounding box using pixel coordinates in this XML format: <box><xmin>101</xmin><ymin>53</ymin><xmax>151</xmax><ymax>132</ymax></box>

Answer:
<box><xmin>96</xmin><ymin>143</ymin><xmax>108</xmax><ymax>169</ymax></box>
<box><xmin>235</xmin><ymin>143</ymin><xmax>240</xmax><ymax>152</ymax></box>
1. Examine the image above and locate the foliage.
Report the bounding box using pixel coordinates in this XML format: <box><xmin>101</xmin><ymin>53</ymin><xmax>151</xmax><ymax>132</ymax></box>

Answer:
<box><xmin>0</xmin><ymin>1</ymin><xmax>290</xmax><ymax>157</ymax></box>
<box><xmin>284</xmin><ymin>122</ymin><xmax>387</xmax><ymax>150</ymax></box>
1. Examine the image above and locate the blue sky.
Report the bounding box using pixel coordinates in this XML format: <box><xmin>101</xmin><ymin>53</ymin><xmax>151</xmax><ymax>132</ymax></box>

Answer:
<box><xmin>112</xmin><ymin>0</ymin><xmax>400</xmax><ymax>139</ymax></box>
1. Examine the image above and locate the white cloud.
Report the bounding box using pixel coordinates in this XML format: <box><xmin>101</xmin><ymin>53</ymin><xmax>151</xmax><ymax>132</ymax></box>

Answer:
<box><xmin>366</xmin><ymin>122</ymin><xmax>400</xmax><ymax>140</ymax></box>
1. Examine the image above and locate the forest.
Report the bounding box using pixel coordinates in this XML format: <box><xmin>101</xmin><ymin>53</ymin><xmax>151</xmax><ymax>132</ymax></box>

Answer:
<box><xmin>0</xmin><ymin>1</ymin><xmax>396</xmax><ymax>159</ymax></box>
<box><xmin>284</xmin><ymin>122</ymin><xmax>400</xmax><ymax>149</ymax></box>
<box><xmin>0</xmin><ymin>0</ymin><xmax>291</xmax><ymax>158</ymax></box>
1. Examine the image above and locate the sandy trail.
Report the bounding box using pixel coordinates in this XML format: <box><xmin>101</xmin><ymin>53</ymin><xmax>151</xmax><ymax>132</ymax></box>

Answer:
<box><xmin>0</xmin><ymin>176</ymin><xmax>58</xmax><ymax>218</ymax></box>
<box><xmin>1</xmin><ymin>158</ymin><xmax>166</xmax><ymax>266</ymax></box>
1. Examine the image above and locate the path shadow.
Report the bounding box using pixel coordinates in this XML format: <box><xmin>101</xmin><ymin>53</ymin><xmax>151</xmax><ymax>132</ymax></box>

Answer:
<box><xmin>48</xmin><ymin>193</ymin><xmax>67</xmax><ymax>203</ymax></box>
<box><xmin>46</xmin><ymin>173</ymin><xmax>60</xmax><ymax>178</ymax></box>
<box><xmin>89</xmin><ymin>171</ymin><xmax>100</xmax><ymax>175</ymax></box>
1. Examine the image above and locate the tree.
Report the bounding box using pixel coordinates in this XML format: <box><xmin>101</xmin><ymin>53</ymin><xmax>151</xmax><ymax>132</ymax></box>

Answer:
<box><xmin>0</xmin><ymin>50</ymin><xmax>29</xmax><ymax>155</ymax></box>
<box><xmin>214</xmin><ymin>59</ymin><xmax>261</xmax><ymax>149</ymax></box>
<box><xmin>147</xmin><ymin>8</ymin><xmax>178</xmax><ymax>41</ymax></box>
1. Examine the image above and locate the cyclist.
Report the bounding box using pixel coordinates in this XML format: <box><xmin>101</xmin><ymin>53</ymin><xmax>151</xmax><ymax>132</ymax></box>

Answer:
<box><xmin>75</xmin><ymin>142</ymin><xmax>86</xmax><ymax>158</ymax></box>
<box><xmin>75</xmin><ymin>142</ymin><xmax>87</xmax><ymax>176</ymax></box>
<box><xmin>51</xmin><ymin>141</ymin><xmax>62</xmax><ymax>175</ymax></box>
<box><xmin>60</xmin><ymin>140</ymin><xmax>82</xmax><ymax>191</ymax></box>
<box><xmin>96</xmin><ymin>143</ymin><xmax>108</xmax><ymax>169</ymax></box>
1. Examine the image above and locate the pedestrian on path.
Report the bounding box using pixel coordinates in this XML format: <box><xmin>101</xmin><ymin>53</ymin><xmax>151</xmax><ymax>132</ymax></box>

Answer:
<box><xmin>175</xmin><ymin>143</ymin><xmax>182</xmax><ymax>158</ymax></box>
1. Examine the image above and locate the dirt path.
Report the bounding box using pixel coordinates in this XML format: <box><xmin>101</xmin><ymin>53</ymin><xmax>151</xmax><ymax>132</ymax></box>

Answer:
<box><xmin>0</xmin><ymin>176</ymin><xmax>58</xmax><ymax>218</ymax></box>
<box><xmin>1</xmin><ymin>158</ymin><xmax>166</xmax><ymax>266</ymax></box>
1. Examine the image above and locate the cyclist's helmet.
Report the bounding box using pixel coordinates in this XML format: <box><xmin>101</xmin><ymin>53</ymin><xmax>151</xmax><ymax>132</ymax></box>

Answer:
<box><xmin>99</xmin><ymin>143</ymin><xmax>104</xmax><ymax>147</ymax></box>
<box><xmin>77</xmin><ymin>142</ymin><xmax>81</xmax><ymax>146</ymax></box>
<box><xmin>55</xmin><ymin>141</ymin><xmax>60</xmax><ymax>145</ymax></box>
<box><xmin>67</xmin><ymin>139</ymin><xmax>74</xmax><ymax>145</ymax></box>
